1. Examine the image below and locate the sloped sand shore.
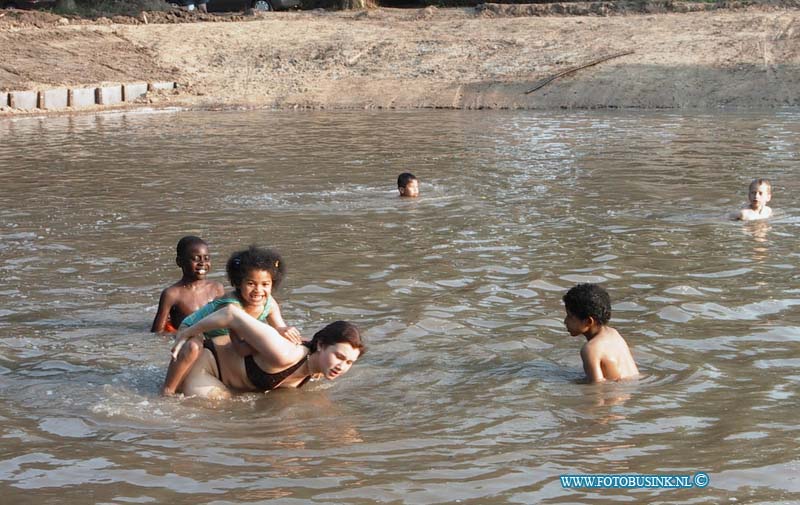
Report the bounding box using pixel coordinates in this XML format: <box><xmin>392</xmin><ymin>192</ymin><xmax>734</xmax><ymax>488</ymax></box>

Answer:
<box><xmin>1</xmin><ymin>4</ymin><xmax>799</xmax><ymax>112</ymax></box>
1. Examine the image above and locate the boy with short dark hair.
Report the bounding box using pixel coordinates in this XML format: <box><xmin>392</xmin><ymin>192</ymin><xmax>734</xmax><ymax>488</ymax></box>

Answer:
<box><xmin>562</xmin><ymin>283</ymin><xmax>639</xmax><ymax>383</ymax></box>
<box><xmin>397</xmin><ymin>172</ymin><xmax>420</xmax><ymax>198</ymax></box>
<box><xmin>150</xmin><ymin>235</ymin><xmax>225</xmax><ymax>333</ymax></box>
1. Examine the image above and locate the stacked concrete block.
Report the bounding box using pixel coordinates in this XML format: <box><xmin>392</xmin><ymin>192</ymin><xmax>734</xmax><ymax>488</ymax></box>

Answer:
<box><xmin>0</xmin><ymin>81</ymin><xmax>180</xmax><ymax>113</ymax></box>
<box><xmin>123</xmin><ymin>82</ymin><xmax>148</xmax><ymax>101</ymax></box>
<box><xmin>9</xmin><ymin>91</ymin><xmax>38</xmax><ymax>110</ymax></box>
<box><xmin>96</xmin><ymin>85</ymin><xmax>123</xmax><ymax>105</ymax></box>
<box><xmin>40</xmin><ymin>88</ymin><xmax>69</xmax><ymax>109</ymax></box>
<box><xmin>148</xmin><ymin>81</ymin><xmax>176</xmax><ymax>91</ymax></box>
<box><xmin>69</xmin><ymin>87</ymin><xmax>97</xmax><ymax>108</ymax></box>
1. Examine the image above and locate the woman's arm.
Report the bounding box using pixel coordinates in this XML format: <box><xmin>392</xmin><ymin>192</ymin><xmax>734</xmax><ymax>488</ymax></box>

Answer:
<box><xmin>176</xmin><ymin>304</ymin><xmax>305</xmax><ymax>367</ymax></box>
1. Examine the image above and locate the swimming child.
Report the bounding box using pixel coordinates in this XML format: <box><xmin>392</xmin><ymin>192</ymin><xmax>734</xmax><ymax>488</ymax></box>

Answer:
<box><xmin>734</xmin><ymin>178</ymin><xmax>773</xmax><ymax>221</ymax></box>
<box><xmin>151</xmin><ymin>235</ymin><xmax>225</xmax><ymax>334</ymax></box>
<box><xmin>562</xmin><ymin>283</ymin><xmax>639</xmax><ymax>383</ymax></box>
<box><xmin>397</xmin><ymin>172</ymin><xmax>420</xmax><ymax>198</ymax></box>
<box><xmin>161</xmin><ymin>245</ymin><xmax>302</xmax><ymax>396</ymax></box>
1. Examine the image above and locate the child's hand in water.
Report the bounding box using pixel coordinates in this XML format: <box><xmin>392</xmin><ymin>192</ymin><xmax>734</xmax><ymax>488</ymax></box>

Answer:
<box><xmin>277</xmin><ymin>326</ymin><xmax>303</xmax><ymax>344</ymax></box>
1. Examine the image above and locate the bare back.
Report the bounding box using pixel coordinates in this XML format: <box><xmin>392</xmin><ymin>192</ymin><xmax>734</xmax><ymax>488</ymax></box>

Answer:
<box><xmin>580</xmin><ymin>326</ymin><xmax>639</xmax><ymax>383</ymax></box>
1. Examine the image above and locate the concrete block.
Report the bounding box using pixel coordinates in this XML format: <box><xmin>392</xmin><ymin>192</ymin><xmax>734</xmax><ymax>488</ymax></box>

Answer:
<box><xmin>123</xmin><ymin>82</ymin><xmax>148</xmax><ymax>102</ymax></box>
<box><xmin>9</xmin><ymin>90</ymin><xmax>38</xmax><ymax>110</ymax></box>
<box><xmin>148</xmin><ymin>81</ymin><xmax>176</xmax><ymax>91</ymax></box>
<box><xmin>96</xmin><ymin>85</ymin><xmax>123</xmax><ymax>105</ymax></box>
<box><xmin>69</xmin><ymin>87</ymin><xmax>97</xmax><ymax>108</ymax></box>
<box><xmin>41</xmin><ymin>88</ymin><xmax>69</xmax><ymax>109</ymax></box>
<box><xmin>0</xmin><ymin>92</ymin><xmax>7</xmax><ymax>107</ymax></box>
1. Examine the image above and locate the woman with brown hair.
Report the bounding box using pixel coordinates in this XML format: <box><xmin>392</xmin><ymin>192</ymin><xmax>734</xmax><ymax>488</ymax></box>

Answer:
<box><xmin>170</xmin><ymin>303</ymin><xmax>365</xmax><ymax>399</ymax></box>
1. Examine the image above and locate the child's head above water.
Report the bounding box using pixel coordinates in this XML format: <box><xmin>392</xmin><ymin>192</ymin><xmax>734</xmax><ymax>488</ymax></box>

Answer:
<box><xmin>175</xmin><ymin>235</ymin><xmax>210</xmax><ymax>280</ymax></box>
<box><xmin>397</xmin><ymin>172</ymin><xmax>420</xmax><ymax>198</ymax></box>
<box><xmin>736</xmin><ymin>178</ymin><xmax>773</xmax><ymax>221</ymax></box>
<box><xmin>562</xmin><ymin>283</ymin><xmax>611</xmax><ymax>331</ymax></box>
<box><xmin>226</xmin><ymin>246</ymin><xmax>285</xmax><ymax>294</ymax></box>
<box><xmin>748</xmin><ymin>178</ymin><xmax>772</xmax><ymax>210</ymax></box>
<box><xmin>176</xmin><ymin>235</ymin><xmax>207</xmax><ymax>257</ymax></box>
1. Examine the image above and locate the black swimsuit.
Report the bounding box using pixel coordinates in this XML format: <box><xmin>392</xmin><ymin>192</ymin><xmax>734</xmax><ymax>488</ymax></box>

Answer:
<box><xmin>204</xmin><ymin>339</ymin><xmax>223</xmax><ymax>382</ymax></box>
<box><xmin>244</xmin><ymin>341</ymin><xmax>313</xmax><ymax>391</ymax></box>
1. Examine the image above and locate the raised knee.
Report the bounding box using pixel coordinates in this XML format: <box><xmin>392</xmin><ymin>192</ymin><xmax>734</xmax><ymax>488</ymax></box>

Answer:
<box><xmin>182</xmin><ymin>337</ymin><xmax>204</xmax><ymax>359</ymax></box>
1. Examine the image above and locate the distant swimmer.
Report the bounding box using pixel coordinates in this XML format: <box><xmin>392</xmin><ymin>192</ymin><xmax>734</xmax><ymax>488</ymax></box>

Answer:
<box><xmin>562</xmin><ymin>283</ymin><xmax>639</xmax><ymax>384</ymax></box>
<box><xmin>170</xmin><ymin>306</ymin><xmax>365</xmax><ymax>400</ymax></box>
<box><xmin>733</xmin><ymin>178</ymin><xmax>773</xmax><ymax>221</ymax></box>
<box><xmin>151</xmin><ymin>235</ymin><xmax>225</xmax><ymax>334</ymax></box>
<box><xmin>162</xmin><ymin>246</ymin><xmax>302</xmax><ymax>396</ymax></box>
<box><xmin>398</xmin><ymin>172</ymin><xmax>420</xmax><ymax>198</ymax></box>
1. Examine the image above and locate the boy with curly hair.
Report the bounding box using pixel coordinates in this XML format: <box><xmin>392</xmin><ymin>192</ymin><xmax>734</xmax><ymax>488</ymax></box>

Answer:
<box><xmin>562</xmin><ymin>283</ymin><xmax>639</xmax><ymax>383</ymax></box>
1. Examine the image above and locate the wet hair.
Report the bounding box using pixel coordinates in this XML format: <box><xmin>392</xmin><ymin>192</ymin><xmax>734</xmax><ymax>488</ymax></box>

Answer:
<box><xmin>397</xmin><ymin>172</ymin><xmax>418</xmax><ymax>188</ymax></box>
<box><xmin>563</xmin><ymin>283</ymin><xmax>612</xmax><ymax>325</ymax></box>
<box><xmin>310</xmin><ymin>321</ymin><xmax>366</xmax><ymax>356</ymax></box>
<box><xmin>749</xmin><ymin>178</ymin><xmax>772</xmax><ymax>194</ymax></box>
<box><xmin>226</xmin><ymin>245</ymin><xmax>285</xmax><ymax>290</ymax></box>
<box><xmin>176</xmin><ymin>235</ymin><xmax>208</xmax><ymax>259</ymax></box>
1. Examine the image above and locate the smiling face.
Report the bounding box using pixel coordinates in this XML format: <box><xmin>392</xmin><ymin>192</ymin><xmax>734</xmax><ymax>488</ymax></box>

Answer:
<box><xmin>748</xmin><ymin>182</ymin><xmax>771</xmax><ymax>211</ymax></box>
<box><xmin>178</xmin><ymin>243</ymin><xmax>211</xmax><ymax>280</ymax></box>
<box><xmin>237</xmin><ymin>269</ymin><xmax>273</xmax><ymax>307</ymax></box>
<box><xmin>315</xmin><ymin>343</ymin><xmax>361</xmax><ymax>380</ymax></box>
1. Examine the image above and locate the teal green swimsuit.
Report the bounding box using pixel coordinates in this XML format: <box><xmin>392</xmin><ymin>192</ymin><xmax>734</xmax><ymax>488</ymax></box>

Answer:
<box><xmin>181</xmin><ymin>294</ymin><xmax>273</xmax><ymax>338</ymax></box>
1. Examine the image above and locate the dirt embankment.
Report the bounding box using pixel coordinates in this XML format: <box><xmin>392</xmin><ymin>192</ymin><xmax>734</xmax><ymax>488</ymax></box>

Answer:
<box><xmin>1</xmin><ymin>3</ymin><xmax>800</xmax><ymax>112</ymax></box>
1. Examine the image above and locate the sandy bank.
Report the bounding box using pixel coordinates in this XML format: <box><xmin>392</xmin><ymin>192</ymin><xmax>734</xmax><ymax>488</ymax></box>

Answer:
<box><xmin>1</xmin><ymin>4</ymin><xmax>800</xmax><ymax>112</ymax></box>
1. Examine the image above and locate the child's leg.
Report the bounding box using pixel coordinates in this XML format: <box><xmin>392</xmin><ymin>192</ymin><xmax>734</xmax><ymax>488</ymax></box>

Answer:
<box><xmin>162</xmin><ymin>336</ymin><xmax>204</xmax><ymax>395</ymax></box>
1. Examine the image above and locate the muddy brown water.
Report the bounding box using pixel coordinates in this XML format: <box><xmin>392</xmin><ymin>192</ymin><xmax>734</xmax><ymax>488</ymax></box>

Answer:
<box><xmin>1</xmin><ymin>108</ymin><xmax>799</xmax><ymax>503</ymax></box>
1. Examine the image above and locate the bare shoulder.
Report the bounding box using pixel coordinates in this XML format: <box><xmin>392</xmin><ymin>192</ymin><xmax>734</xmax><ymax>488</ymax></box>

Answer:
<box><xmin>583</xmin><ymin>327</ymin><xmax>629</xmax><ymax>360</ymax></box>
<box><xmin>160</xmin><ymin>283</ymin><xmax>183</xmax><ymax>301</ymax></box>
<box><xmin>580</xmin><ymin>339</ymin><xmax>601</xmax><ymax>360</ymax></box>
<box><xmin>738</xmin><ymin>208</ymin><xmax>766</xmax><ymax>221</ymax></box>
<box><xmin>204</xmin><ymin>279</ymin><xmax>225</xmax><ymax>294</ymax></box>
<box><xmin>606</xmin><ymin>327</ymin><xmax>635</xmax><ymax>352</ymax></box>
<box><xmin>604</xmin><ymin>326</ymin><xmax>625</xmax><ymax>341</ymax></box>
